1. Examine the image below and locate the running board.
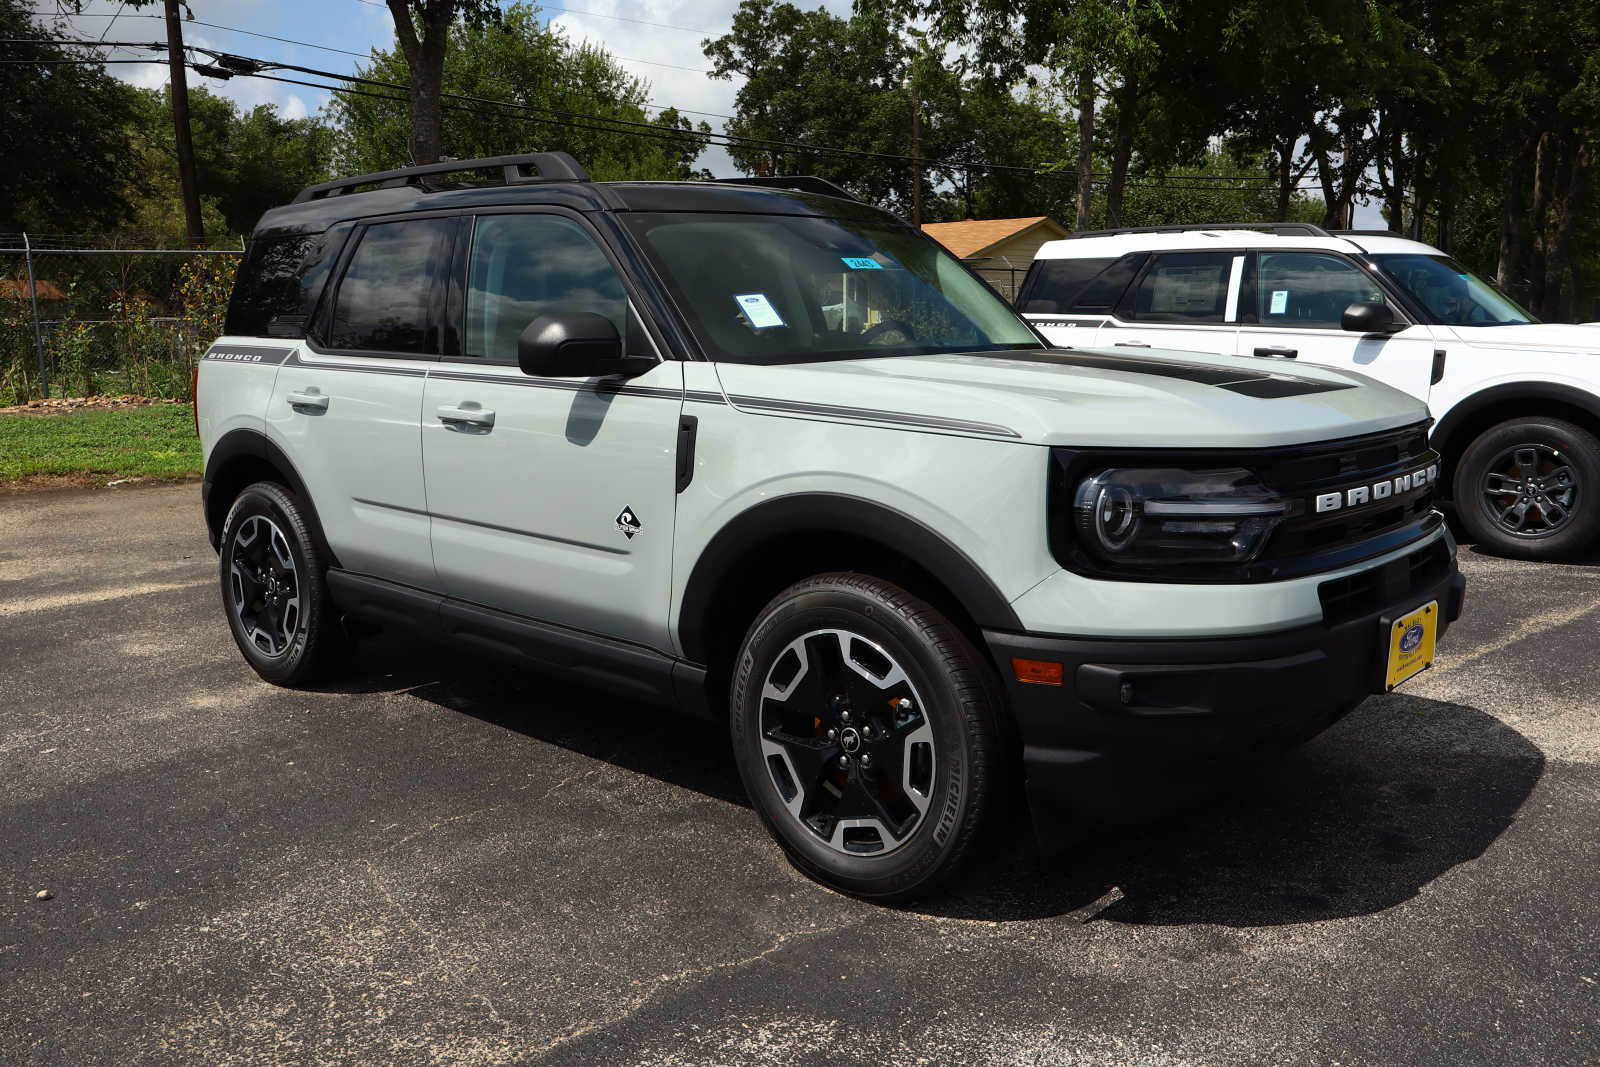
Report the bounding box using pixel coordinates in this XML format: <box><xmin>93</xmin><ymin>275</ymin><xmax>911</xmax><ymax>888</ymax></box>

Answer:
<box><xmin>325</xmin><ymin>569</ymin><xmax>712</xmax><ymax>718</ymax></box>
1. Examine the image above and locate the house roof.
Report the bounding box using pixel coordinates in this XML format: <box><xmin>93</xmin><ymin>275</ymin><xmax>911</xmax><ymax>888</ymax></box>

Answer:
<box><xmin>920</xmin><ymin>216</ymin><xmax>1067</xmax><ymax>260</ymax></box>
<box><xmin>0</xmin><ymin>278</ymin><xmax>67</xmax><ymax>300</ymax></box>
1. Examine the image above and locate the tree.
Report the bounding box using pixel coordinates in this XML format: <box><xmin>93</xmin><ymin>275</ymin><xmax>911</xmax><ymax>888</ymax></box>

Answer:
<box><xmin>382</xmin><ymin>0</ymin><xmax>501</xmax><ymax>165</ymax></box>
<box><xmin>329</xmin><ymin>4</ymin><xmax>708</xmax><ymax>180</ymax></box>
<box><xmin>0</xmin><ymin>0</ymin><xmax>141</xmax><ymax>234</ymax></box>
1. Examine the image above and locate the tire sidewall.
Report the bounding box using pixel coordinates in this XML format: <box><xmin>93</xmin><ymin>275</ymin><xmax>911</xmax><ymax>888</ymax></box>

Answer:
<box><xmin>731</xmin><ymin>582</ymin><xmax>988</xmax><ymax>900</ymax></box>
<box><xmin>1454</xmin><ymin>419</ymin><xmax>1600</xmax><ymax>559</ymax></box>
<box><xmin>218</xmin><ymin>483</ymin><xmax>326</xmax><ymax>684</ymax></box>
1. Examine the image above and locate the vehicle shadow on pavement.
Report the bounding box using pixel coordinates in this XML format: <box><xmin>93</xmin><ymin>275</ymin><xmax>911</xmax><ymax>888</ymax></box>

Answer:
<box><xmin>927</xmin><ymin>696</ymin><xmax>1545</xmax><ymax>927</ymax></box>
<box><xmin>325</xmin><ymin>640</ymin><xmax>1544</xmax><ymax>928</ymax></box>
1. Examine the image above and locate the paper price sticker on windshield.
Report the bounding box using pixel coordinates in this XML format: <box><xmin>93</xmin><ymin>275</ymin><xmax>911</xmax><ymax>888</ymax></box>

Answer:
<box><xmin>734</xmin><ymin>293</ymin><xmax>786</xmax><ymax>329</ymax></box>
<box><xmin>841</xmin><ymin>256</ymin><xmax>883</xmax><ymax>270</ymax></box>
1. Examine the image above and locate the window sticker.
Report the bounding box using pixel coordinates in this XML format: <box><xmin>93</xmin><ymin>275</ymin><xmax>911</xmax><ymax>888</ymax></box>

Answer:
<box><xmin>841</xmin><ymin>256</ymin><xmax>883</xmax><ymax>270</ymax></box>
<box><xmin>1269</xmin><ymin>289</ymin><xmax>1290</xmax><ymax>315</ymax></box>
<box><xmin>734</xmin><ymin>292</ymin><xmax>786</xmax><ymax>329</ymax></box>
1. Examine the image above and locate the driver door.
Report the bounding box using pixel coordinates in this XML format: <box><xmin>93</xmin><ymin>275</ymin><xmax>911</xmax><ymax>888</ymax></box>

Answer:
<box><xmin>1236</xmin><ymin>251</ymin><xmax>1439</xmax><ymax>403</ymax></box>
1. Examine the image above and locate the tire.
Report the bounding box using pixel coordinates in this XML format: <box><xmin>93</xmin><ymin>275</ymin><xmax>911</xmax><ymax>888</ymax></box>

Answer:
<box><xmin>218</xmin><ymin>481</ymin><xmax>345</xmax><ymax>686</ymax></box>
<box><xmin>1452</xmin><ymin>417</ymin><xmax>1600</xmax><ymax>560</ymax></box>
<box><xmin>730</xmin><ymin>573</ymin><xmax>999</xmax><ymax>903</ymax></box>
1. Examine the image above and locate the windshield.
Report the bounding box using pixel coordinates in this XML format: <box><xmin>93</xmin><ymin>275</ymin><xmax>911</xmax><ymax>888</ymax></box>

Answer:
<box><xmin>1370</xmin><ymin>253</ymin><xmax>1537</xmax><ymax>327</ymax></box>
<box><xmin>621</xmin><ymin>212</ymin><xmax>1042</xmax><ymax>364</ymax></box>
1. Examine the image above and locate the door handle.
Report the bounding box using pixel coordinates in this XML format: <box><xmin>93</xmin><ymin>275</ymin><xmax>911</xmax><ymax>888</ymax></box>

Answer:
<box><xmin>436</xmin><ymin>404</ymin><xmax>495</xmax><ymax>428</ymax></box>
<box><xmin>286</xmin><ymin>389</ymin><xmax>329</xmax><ymax>411</ymax></box>
<box><xmin>1253</xmin><ymin>346</ymin><xmax>1298</xmax><ymax>359</ymax></box>
<box><xmin>1114</xmin><ymin>341</ymin><xmax>1152</xmax><ymax>348</ymax></box>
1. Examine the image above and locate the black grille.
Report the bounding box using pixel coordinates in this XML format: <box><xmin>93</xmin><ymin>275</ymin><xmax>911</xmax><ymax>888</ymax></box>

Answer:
<box><xmin>1318</xmin><ymin>538</ymin><xmax>1452</xmax><ymax>626</ymax></box>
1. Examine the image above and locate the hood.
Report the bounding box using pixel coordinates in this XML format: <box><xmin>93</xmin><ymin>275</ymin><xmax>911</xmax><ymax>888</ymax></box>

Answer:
<box><xmin>1441</xmin><ymin>322</ymin><xmax>1600</xmax><ymax>356</ymax></box>
<box><xmin>711</xmin><ymin>347</ymin><xmax>1427</xmax><ymax>449</ymax></box>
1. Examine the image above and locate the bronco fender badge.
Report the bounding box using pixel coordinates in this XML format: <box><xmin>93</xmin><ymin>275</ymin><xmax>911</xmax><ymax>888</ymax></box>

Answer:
<box><xmin>615</xmin><ymin>506</ymin><xmax>642</xmax><ymax>539</ymax></box>
<box><xmin>1314</xmin><ymin>464</ymin><xmax>1440</xmax><ymax>514</ymax></box>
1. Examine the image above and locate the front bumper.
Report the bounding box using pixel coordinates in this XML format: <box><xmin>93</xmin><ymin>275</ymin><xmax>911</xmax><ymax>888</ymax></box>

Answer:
<box><xmin>985</xmin><ymin>537</ymin><xmax>1466</xmax><ymax>836</ymax></box>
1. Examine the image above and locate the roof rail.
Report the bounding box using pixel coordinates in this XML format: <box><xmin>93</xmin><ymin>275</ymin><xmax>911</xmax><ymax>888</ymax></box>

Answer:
<box><xmin>710</xmin><ymin>175</ymin><xmax>860</xmax><ymax>202</ymax></box>
<box><xmin>291</xmin><ymin>151</ymin><xmax>590</xmax><ymax>205</ymax></box>
<box><xmin>1329</xmin><ymin>229</ymin><xmax>1410</xmax><ymax>237</ymax></box>
<box><xmin>1062</xmin><ymin>222</ymin><xmax>1333</xmax><ymax>240</ymax></box>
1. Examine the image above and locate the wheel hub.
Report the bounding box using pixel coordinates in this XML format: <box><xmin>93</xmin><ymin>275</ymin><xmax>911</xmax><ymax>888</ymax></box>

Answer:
<box><xmin>1481</xmin><ymin>443</ymin><xmax>1578</xmax><ymax>538</ymax></box>
<box><xmin>756</xmin><ymin>628</ymin><xmax>937</xmax><ymax>857</ymax></box>
<box><xmin>228</xmin><ymin>514</ymin><xmax>302</xmax><ymax>658</ymax></box>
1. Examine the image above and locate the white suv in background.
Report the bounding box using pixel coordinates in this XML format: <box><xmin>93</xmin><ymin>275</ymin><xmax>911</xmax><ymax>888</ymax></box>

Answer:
<box><xmin>1018</xmin><ymin>223</ymin><xmax>1600</xmax><ymax>559</ymax></box>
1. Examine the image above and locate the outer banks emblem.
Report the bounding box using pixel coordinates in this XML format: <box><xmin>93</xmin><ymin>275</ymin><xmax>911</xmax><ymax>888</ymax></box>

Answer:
<box><xmin>615</xmin><ymin>506</ymin><xmax>642</xmax><ymax>540</ymax></box>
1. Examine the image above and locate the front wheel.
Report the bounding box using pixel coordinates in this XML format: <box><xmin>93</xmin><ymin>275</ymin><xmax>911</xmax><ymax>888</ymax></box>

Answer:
<box><xmin>730</xmin><ymin>573</ymin><xmax>999</xmax><ymax>902</ymax></box>
<box><xmin>218</xmin><ymin>481</ymin><xmax>344</xmax><ymax>686</ymax></box>
<box><xmin>1453</xmin><ymin>418</ymin><xmax>1600</xmax><ymax>559</ymax></box>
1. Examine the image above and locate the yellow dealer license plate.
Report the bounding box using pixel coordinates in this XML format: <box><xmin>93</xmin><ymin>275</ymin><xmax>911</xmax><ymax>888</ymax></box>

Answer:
<box><xmin>1384</xmin><ymin>601</ymin><xmax>1438</xmax><ymax>690</ymax></box>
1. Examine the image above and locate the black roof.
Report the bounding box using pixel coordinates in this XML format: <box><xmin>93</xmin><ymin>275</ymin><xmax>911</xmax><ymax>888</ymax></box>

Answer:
<box><xmin>253</xmin><ymin>151</ymin><xmax>892</xmax><ymax>239</ymax></box>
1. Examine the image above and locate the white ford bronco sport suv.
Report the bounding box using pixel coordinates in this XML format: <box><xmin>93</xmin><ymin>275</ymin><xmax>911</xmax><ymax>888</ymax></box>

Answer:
<box><xmin>1019</xmin><ymin>222</ymin><xmax>1600</xmax><ymax>560</ymax></box>
<box><xmin>198</xmin><ymin>155</ymin><xmax>1465</xmax><ymax>901</ymax></box>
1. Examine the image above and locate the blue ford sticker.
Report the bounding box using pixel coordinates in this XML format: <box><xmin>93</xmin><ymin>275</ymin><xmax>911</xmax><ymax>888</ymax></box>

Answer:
<box><xmin>1399</xmin><ymin>622</ymin><xmax>1425</xmax><ymax>654</ymax></box>
<box><xmin>841</xmin><ymin>256</ymin><xmax>883</xmax><ymax>270</ymax></box>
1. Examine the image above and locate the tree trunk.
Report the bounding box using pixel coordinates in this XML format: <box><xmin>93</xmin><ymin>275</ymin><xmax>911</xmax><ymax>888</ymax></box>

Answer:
<box><xmin>1384</xmin><ymin>116</ymin><xmax>1405</xmax><ymax>234</ymax></box>
<box><xmin>1074</xmin><ymin>66</ymin><xmax>1095</xmax><ymax>231</ymax></box>
<box><xmin>386</xmin><ymin>0</ymin><xmax>455</xmax><ymax>166</ymax></box>
<box><xmin>1537</xmin><ymin>137</ymin><xmax>1592</xmax><ymax>321</ymax></box>
<box><xmin>1527</xmin><ymin>132</ymin><xmax>1560</xmax><ymax>314</ymax></box>
<box><xmin>1496</xmin><ymin>138</ymin><xmax>1535</xmax><ymax>296</ymax></box>
<box><xmin>1105</xmin><ymin>72</ymin><xmax>1138</xmax><ymax>229</ymax></box>
<box><xmin>1274</xmin><ymin>135</ymin><xmax>1293</xmax><ymax>222</ymax></box>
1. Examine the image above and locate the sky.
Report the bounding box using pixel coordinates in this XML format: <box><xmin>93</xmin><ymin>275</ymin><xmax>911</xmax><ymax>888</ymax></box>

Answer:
<box><xmin>32</xmin><ymin>0</ymin><xmax>1381</xmax><ymax>225</ymax></box>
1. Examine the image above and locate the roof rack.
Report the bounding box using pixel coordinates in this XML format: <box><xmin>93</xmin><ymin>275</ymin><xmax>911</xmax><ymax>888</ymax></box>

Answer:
<box><xmin>1329</xmin><ymin>229</ymin><xmax>1410</xmax><ymax>237</ymax></box>
<box><xmin>291</xmin><ymin>151</ymin><xmax>590</xmax><ymax>205</ymax></box>
<box><xmin>1062</xmin><ymin>222</ymin><xmax>1333</xmax><ymax>240</ymax></box>
<box><xmin>710</xmin><ymin>175</ymin><xmax>860</xmax><ymax>202</ymax></box>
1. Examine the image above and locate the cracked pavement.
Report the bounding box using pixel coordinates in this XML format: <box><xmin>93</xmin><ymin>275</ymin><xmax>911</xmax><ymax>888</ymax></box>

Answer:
<box><xmin>2</xmin><ymin>484</ymin><xmax>1597</xmax><ymax>1065</ymax></box>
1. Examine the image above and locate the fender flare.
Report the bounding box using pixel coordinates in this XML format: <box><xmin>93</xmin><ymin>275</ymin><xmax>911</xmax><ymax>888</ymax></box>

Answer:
<box><xmin>1432</xmin><ymin>382</ymin><xmax>1600</xmax><ymax>475</ymax></box>
<box><xmin>675</xmin><ymin>492</ymin><xmax>1024</xmax><ymax>665</ymax></box>
<box><xmin>202</xmin><ymin>427</ymin><xmax>329</xmax><ymax>558</ymax></box>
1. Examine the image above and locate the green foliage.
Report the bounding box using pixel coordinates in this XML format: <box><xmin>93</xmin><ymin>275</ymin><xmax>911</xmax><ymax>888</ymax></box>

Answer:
<box><xmin>328</xmin><ymin>3</ymin><xmax>709</xmax><ymax>180</ymax></box>
<box><xmin>0</xmin><ymin>404</ymin><xmax>201</xmax><ymax>483</ymax></box>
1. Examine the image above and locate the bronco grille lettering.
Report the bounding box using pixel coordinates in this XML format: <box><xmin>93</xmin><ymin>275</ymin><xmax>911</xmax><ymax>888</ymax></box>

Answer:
<box><xmin>1314</xmin><ymin>464</ymin><xmax>1438</xmax><ymax>514</ymax></box>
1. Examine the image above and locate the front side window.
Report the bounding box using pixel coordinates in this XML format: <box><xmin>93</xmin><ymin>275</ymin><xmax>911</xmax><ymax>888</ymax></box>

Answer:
<box><xmin>465</xmin><ymin>214</ymin><xmax>629</xmax><ymax>361</ymax></box>
<box><xmin>1125</xmin><ymin>252</ymin><xmax>1233</xmax><ymax>323</ymax></box>
<box><xmin>1254</xmin><ymin>252</ymin><xmax>1386</xmax><ymax>329</ymax></box>
<box><xmin>1370</xmin><ymin>253</ymin><xmax>1536</xmax><ymax>327</ymax></box>
<box><xmin>327</xmin><ymin>218</ymin><xmax>454</xmax><ymax>354</ymax></box>
<box><xmin>621</xmin><ymin>212</ymin><xmax>1040</xmax><ymax>365</ymax></box>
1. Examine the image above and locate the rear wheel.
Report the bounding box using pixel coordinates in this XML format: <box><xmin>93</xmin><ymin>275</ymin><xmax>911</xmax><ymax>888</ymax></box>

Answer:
<box><xmin>1453</xmin><ymin>418</ymin><xmax>1600</xmax><ymax>559</ymax></box>
<box><xmin>219</xmin><ymin>481</ymin><xmax>344</xmax><ymax>685</ymax></box>
<box><xmin>730</xmin><ymin>573</ymin><xmax>998</xmax><ymax>902</ymax></box>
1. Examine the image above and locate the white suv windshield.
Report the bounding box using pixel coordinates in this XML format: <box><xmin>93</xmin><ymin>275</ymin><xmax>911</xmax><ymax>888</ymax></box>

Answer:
<box><xmin>1371</xmin><ymin>253</ymin><xmax>1537</xmax><ymax>327</ymax></box>
<box><xmin>622</xmin><ymin>212</ymin><xmax>1042</xmax><ymax>364</ymax></box>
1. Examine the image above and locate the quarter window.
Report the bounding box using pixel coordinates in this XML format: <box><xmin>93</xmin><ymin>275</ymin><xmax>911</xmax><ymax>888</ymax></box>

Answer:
<box><xmin>1125</xmin><ymin>252</ymin><xmax>1233</xmax><ymax>323</ymax></box>
<box><xmin>465</xmin><ymin>214</ymin><xmax>628</xmax><ymax>361</ymax></box>
<box><xmin>1017</xmin><ymin>258</ymin><xmax>1115</xmax><ymax>314</ymax></box>
<box><xmin>1254</xmin><ymin>252</ymin><xmax>1385</xmax><ymax>329</ymax></box>
<box><xmin>327</xmin><ymin>218</ymin><xmax>454</xmax><ymax>354</ymax></box>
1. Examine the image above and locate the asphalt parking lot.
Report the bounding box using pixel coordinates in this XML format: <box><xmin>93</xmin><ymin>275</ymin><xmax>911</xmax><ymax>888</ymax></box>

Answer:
<box><xmin>2</xmin><ymin>483</ymin><xmax>1596</xmax><ymax>1066</ymax></box>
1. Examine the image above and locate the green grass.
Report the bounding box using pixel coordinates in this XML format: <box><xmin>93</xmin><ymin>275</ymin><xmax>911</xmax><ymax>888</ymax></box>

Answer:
<box><xmin>0</xmin><ymin>404</ymin><xmax>202</xmax><ymax>483</ymax></box>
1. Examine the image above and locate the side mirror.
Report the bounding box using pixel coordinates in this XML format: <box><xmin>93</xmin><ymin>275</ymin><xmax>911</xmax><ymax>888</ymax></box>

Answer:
<box><xmin>1342</xmin><ymin>301</ymin><xmax>1403</xmax><ymax>334</ymax></box>
<box><xmin>516</xmin><ymin>312</ymin><xmax>654</xmax><ymax>378</ymax></box>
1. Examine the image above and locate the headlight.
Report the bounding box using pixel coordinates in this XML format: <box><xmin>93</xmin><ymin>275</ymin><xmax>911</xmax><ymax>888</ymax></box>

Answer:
<box><xmin>1073</xmin><ymin>467</ymin><xmax>1290</xmax><ymax>566</ymax></box>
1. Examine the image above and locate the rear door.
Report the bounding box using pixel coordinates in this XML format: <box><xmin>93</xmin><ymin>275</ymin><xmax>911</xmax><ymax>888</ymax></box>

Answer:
<box><xmin>420</xmin><ymin>210</ymin><xmax>683</xmax><ymax>652</ymax></box>
<box><xmin>1236</xmin><ymin>250</ymin><xmax>1437</xmax><ymax>402</ymax></box>
<box><xmin>264</xmin><ymin>216</ymin><xmax>454</xmax><ymax>590</ymax></box>
<box><xmin>1095</xmin><ymin>251</ymin><xmax>1242</xmax><ymax>358</ymax></box>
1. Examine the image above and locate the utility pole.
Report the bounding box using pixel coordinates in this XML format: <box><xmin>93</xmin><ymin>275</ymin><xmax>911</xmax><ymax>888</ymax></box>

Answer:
<box><xmin>164</xmin><ymin>0</ymin><xmax>205</xmax><ymax>248</ymax></box>
<box><xmin>908</xmin><ymin>76</ymin><xmax>923</xmax><ymax>228</ymax></box>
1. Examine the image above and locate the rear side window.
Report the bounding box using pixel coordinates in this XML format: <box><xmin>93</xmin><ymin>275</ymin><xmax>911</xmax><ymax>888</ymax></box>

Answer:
<box><xmin>1016</xmin><ymin>258</ymin><xmax>1114</xmax><ymax>314</ymax></box>
<box><xmin>225</xmin><ymin>232</ymin><xmax>343</xmax><ymax>337</ymax></box>
<box><xmin>1123</xmin><ymin>252</ymin><xmax>1233</xmax><ymax>323</ymax></box>
<box><xmin>327</xmin><ymin>218</ymin><xmax>455</xmax><ymax>354</ymax></box>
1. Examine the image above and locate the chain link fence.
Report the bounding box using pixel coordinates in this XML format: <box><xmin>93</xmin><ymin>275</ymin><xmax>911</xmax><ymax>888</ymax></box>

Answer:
<box><xmin>0</xmin><ymin>235</ymin><xmax>242</xmax><ymax>404</ymax></box>
<box><xmin>972</xmin><ymin>266</ymin><xmax>1025</xmax><ymax>304</ymax></box>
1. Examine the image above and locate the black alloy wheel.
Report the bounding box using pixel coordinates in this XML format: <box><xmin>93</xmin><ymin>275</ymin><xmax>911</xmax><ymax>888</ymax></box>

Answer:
<box><xmin>219</xmin><ymin>481</ymin><xmax>344</xmax><ymax>685</ymax></box>
<box><xmin>731</xmin><ymin>573</ymin><xmax>998</xmax><ymax>902</ymax></box>
<box><xmin>1454</xmin><ymin>418</ymin><xmax>1600</xmax><ymax>560</ymax></box>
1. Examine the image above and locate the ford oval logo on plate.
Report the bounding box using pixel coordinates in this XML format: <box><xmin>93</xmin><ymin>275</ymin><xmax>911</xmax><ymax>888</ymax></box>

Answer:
<box><xmin>1399</xmin><ymin>623</ymin><xmax>1425</xmax><ymax>654</ymax></box>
